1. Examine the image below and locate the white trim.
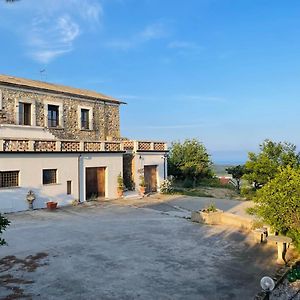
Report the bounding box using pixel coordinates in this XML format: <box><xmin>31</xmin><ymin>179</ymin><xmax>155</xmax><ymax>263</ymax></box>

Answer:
<box><xmin>15</xmin><ymin>98</ymin><xmax>36</xmax><ymax>126</ymax></box>
<box><xmin>78</xmin><ymin>105</ymin><xmax>94</xmax><ymax>130</ymax></box>
<box><xmin>43</xmin><ymin>100</ymin><xmax>64</xmax><ymax>128</ymax></box>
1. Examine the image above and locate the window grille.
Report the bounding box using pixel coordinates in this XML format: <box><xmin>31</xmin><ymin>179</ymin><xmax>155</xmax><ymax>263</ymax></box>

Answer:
<box><xmin>0</xmin><ymin>171</ymin><xmax>19</xmax><ymax>188</ymax></box>
<box><xmin>43</xmin><ymin>169</ymin><xmax>57</xmax><ymax>185</ymax></box>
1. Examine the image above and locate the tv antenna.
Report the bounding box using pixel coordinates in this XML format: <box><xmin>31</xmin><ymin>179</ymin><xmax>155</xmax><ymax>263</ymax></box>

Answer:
<box><xmin>40</xmin><ymin>69</ymin><xmax>47</xmax><ymax>81</ymax></box>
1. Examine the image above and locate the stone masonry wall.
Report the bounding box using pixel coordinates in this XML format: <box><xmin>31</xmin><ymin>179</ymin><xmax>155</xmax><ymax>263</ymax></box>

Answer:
<box><xmin>0</xmin><ymin>87</ymin><xmax>120</xmax><ymax>141</ymax></box>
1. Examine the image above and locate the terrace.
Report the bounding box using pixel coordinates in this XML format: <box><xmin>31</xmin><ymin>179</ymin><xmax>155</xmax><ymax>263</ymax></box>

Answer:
<box><xmin>0</xmin><ymin>138</ymin><xmax>168</xmax><ymax>153</ymax></box>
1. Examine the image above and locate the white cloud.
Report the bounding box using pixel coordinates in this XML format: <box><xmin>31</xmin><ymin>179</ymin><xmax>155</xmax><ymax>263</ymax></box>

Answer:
<box><xmin>1</xmin><ymin>0</ymin><xmax>103</xmax><ymax>63</ymax></box>
<box><xmin>28</xmin><ymin>15</ymin><xmax>80</xmax><ymax>63</ymax></box>
<box><xmin>106</xmin><ymin>22</ymin><xmax>168</xmax><ymax>50</ymax></box>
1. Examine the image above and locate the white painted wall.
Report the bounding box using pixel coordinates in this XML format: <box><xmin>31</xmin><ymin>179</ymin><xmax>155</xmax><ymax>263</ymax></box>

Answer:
<box><xmin>81</xmin><ymin>153</ymin><xmax>123</xmax><ymax>201</ymax></box>
<box><xmin>0</xmin><ymin>124</ymin><xmax>56</xmax><ymax>140</ymax></box>
<box><xmin>133</xmin><ymin>152</ymin><xmax>166</xmax><ymax>191</ymax></box>
<box><xmin>0</xmin><ymin>152</ymin><xmax>123</xmax><ymax>213</ymax></box>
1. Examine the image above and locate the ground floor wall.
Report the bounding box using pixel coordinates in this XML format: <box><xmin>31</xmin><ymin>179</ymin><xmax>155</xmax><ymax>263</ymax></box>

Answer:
<box><xmin>0</xmin><ymin>153</ymin><xmax>123</xmax><ymax>213</ymax></box>
<box><xmin>133</xmin><ymin>152</ymin><xmax>167</xmax><ymax>192</ymax></box>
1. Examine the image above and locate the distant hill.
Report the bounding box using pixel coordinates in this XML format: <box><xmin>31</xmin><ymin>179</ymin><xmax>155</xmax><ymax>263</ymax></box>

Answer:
<box><xmin>213</xmin><ymin>164</ymin><xmax>234</xmax><ymax>177</ymax></box>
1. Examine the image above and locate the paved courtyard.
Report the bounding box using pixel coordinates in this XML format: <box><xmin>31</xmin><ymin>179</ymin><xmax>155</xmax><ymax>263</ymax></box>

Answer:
<box><xmin>0</xmin><ymin>199</ymin><xmax>278</xmax><ymax>300</ymax></box>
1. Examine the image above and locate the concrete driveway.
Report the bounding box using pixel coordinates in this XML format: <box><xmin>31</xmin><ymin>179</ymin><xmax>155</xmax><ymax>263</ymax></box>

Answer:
<box><xmin>1</xmin><ymin>201</ymin><xmax>277</xmax><ymax>300</ymax></box>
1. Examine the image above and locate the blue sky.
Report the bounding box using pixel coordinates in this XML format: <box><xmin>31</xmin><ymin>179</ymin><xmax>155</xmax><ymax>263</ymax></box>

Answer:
<box><xmin>1</xmin><ymin>0</ymin><xmax>300</xmax><ymax>164</ymax></box>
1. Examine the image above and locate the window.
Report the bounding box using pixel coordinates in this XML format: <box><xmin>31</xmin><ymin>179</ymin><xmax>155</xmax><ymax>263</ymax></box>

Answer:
<box><xmin>0</xmin><ymin>171</ymin><xmax>19</xmax><ymax>188</ymax></box>
<box><xmin>19</xmin><ymin>102</ymin><xmax>31</xmax><ymax>125</ymax></box>
<box><xmin>81</xmin><ymin>109</ymin><xmax>89</xmax><ymax>129</ymax></box>
<box><xmin>67</xmin><ymin>181</ymin><xmax>72</xmax><ymax>195</ymax></box>
<box><xmin>48</xmin><ymin>105</ymin><xmax>59</xmax><ymax>127</ymax></box>
<box><xmin>43</xmin><ymin>169</ymin><xmax>57</xmax><ymax>185</ymax></box>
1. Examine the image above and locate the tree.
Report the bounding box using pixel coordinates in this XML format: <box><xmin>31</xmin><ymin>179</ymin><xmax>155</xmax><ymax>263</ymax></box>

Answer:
<box><xmin>251</xmin><ymin>166</ymin><xmax>300</xmax><ymax>250</ymax></box>
<box><xmin>226</xmin><ymin>165</ymin><xmax>245</xmax><ymax>192</ymax></box>
<box><xmin>243</xmin><ymin>139</ymin><xmax>300</xmax><ymax>189</ymax></box>
<box><xmin>168</xmin><ymin>139</ymin><xmax>214</xmax><ymax>186</ymax></box>
<box><xmin>0</xmin><ymin>214</ymin><xmax>10</xmax><ymax>245</ymax></box>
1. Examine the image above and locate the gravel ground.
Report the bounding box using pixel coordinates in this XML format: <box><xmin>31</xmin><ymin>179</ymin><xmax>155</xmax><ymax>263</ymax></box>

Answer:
<box><xmin>271</xmin><ymin>279</ymin><xmax>300</xmax><ymax>300</ymax></box>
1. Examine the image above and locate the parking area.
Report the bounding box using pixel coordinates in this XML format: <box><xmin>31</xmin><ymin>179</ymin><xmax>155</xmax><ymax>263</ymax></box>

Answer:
<box><xmin>0</xmin><ymin>200</ymin><xmax>278</xmax><ymax>300</ymax></box>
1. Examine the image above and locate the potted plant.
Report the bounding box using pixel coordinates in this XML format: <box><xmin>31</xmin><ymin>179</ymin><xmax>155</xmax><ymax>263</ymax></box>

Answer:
<box><xmin>46</xmin><ymin>201</ymin><xmax>58</xmax><ymax>210</ymax></box>
<box><xmin>117</xmin><ymin>173</ymin><xmax>124</xmax><ymax>198</ymax></box>
<box><xmin>191</xmin><ymin>203</ymin><xmax>223</xmax><ymax>225</ymax></box>
<box><xmin>139</xmin><ymin>175</ymin><xmax>146</xmax><ymax>196</ymax></box>
<box><xmin>26</xmin><ymin>190</ymin><xmax>36</xmax><ymax>210</ymax></box>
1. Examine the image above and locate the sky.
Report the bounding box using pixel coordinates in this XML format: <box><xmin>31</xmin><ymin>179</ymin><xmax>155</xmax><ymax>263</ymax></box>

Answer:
<box><xmin>0</xmin><ymin>0</ymin><xmax>300</xmax><ymax>164</ymax></box>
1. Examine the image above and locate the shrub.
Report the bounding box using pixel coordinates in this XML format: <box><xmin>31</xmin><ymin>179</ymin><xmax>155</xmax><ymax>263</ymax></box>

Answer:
<box><xmin>251</xmin><ymin>166</ymin><xmax>300</xmax><ymax>250</ymax></box>
<box><xmin>0</xmin><ymin>214</ymin><xmax>10</xmax><ymax>246</ymax></box>
<box><xmin>182</xmin><ymin>177</ymin><xmax>194</xmax><ymax>188</ymax></box>
<box><xmin>160</xmin><ymin>178</ymin><xmax>174</xmax><ymax>194</ymax></box>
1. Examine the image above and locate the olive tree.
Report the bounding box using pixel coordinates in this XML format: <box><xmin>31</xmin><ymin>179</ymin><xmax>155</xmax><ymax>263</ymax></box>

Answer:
<box><xmin>168</xmin><ymin>139</ymin><xmax>213</xmax><ymax>186</ymax></box>
<box><xmin>244</xmin><ymin>139</ymin><xmax>300</xmax><ymax>189</ymax></box>
<box><xmin>251</xmin><ymin>166</ymin><xmax>300</xmax><ymax>249</ymax></box>
<box><xmin>226</xmin><ymin>165</ymin><xmax>245</xmax><ymax>192</ymax></box>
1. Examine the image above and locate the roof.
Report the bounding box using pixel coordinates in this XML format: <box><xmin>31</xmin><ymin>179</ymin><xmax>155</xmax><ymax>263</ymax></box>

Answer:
<box><xmin>0</xmin><ymin>74</ymin><xmax>125</xmax><ymax>104</ymax></box>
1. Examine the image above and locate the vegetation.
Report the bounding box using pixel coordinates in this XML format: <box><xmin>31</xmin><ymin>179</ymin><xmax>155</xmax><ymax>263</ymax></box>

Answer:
<box><xmin>139</xmin><ymin>175</ymin><xmax>145</xmax><ymax>187</ymax></box>
<box><xmin>117</xmin><ymin>173</ymin><xmax>124</xmax><ymax>189</ymax></box>
<box><xmin>251</xmin><ymin>166</ymin><xmax>300</xmax><ymax>250</ymax></box>
<box><xmin>168</xmin><ymin>139</ymin><xmax>214</xmax><ymax>187</ymax></box>
<box><xmin>0</xmin><ymin>214</ymin><xmax>10</xmax><ymax>245</ymax></box>
<box><xmin>226</xmin><ymin>165</ymin><xmax>245</xmax><ymax>192</ymax></box>
<box><xmin>243</xmin><ymin>139</ymin><xmax>300</xmax><ymax>190</ymax></box>
<box><xmin>204</xmin><ymin>203</ymin><xmax>217</xmax><ymax>212</ymax></box>
<box><xmin>160</xmin><ymin>178</ymin><xmax>174</xmax><ymax>194</ymax></box>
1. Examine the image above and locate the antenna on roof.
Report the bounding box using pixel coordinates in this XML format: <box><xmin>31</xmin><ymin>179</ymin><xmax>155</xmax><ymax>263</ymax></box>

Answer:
<box><xmin>40</xmin><ymin>69</ymin><xmax>47</xmax><ymax>81</ymax></box>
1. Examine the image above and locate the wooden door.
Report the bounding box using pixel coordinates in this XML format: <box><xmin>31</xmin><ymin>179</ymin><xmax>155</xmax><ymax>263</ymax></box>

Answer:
<box><xmin>97</xmin><ymin>167</ymin><xmax>105</xmax><ymax>197</ymax></box>
<box><xmin>144</xmin><ymin>165</ymin><xmax>157</xmax><ymax>193</ymax></box>
<box><xmin>86</xmin><ymin>167</ymin><xmax>106</xmax><ymax>199</ymax></box>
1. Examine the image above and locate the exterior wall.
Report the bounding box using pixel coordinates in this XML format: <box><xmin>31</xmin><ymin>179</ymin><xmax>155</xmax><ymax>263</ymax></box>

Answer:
<box><xmin>80</xmin><ymin>153</ymin><xmax>123</xmax><ymax>201</ymax></box>
<box><xmin>0</xmin><ymin>152</ymin><xmax>123</xmax><ymax>213</ymax></box>
<box><xmin>0</xmin><ymin>87</ymin><xmax>120</xmax><ymax>141</ymax></box>
<box><xmin>133</xmin><ymin>152</ymin><xmax>166</xmax><ymax>191</ymax></box>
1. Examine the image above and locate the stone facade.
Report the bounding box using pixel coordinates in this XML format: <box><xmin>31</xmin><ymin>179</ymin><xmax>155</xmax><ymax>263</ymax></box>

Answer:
<box><xmin>0</xmin><ymin>87</ymin><xmax>120</xmax><ymax>141</ymax></box>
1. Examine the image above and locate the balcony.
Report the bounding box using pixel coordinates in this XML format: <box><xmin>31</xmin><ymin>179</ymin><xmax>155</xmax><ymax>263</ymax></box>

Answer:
<box><xmin>0</xmin><ymin>139</ymin><xmax>168</xmax><ymax>153</ymax></box>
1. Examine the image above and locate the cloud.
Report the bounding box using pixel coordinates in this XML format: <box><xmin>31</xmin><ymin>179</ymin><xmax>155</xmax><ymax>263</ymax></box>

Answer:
<box><xmin>175</xmin><ymin>95</ymin><xmax>227</xmax><ymax>103</ymax></box>
<box><xmin>106</xmin><ymin>21</ymin><xmax>168</xmax><ymax>50</ymax></box>
<box><xmin>28</xmin><ymin>15</ymin><xmax>80</xmax><ymax>63</ymax></box>
<box><xmin>1</xmin><ymin>0</ymin><xmax>103</xmax><ymax>63</ymax></box>
<box><xmin>168</xmin><ymin>41</ymin><xmax>200</xmax><ymax>49</ymax></box>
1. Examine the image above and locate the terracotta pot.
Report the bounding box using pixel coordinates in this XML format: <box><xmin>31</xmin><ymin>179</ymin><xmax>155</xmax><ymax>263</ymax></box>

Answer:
<box><xmin>47</xmin><ymin>201</ymin><xmax>58</xmax><ymax>210</ymax></box>
<box><xmin>117</xmin><ymin>188</ymin><xmax>123</xmax><ymax>198</ymax></box>
<box><xmin>139</xmin><ymin>186</ymin><xmax>145</xmax><ymax>195</ymax></box>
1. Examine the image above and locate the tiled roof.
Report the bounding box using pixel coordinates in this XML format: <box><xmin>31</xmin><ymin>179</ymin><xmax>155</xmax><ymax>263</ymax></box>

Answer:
<box><xmin>0</xmin><ymin>74</ymin><xmax>125</xmax><ymax>104</ymax></box>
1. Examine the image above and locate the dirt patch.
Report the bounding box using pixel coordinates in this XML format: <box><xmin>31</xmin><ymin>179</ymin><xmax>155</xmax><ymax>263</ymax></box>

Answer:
<box><xmin>0</xmin><ymin>252</ymin><xmax>48</xmax><ymax>299</ymax></box>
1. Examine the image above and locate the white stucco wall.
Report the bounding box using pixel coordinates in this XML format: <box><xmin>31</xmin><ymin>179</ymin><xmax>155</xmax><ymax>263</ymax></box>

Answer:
<box><xmin>133</xmin><ymin>152</ymin><xmax>167</xmax><ymax>191</ymax></box>
<box><xmin>80</xmin><ymin>153</ymin><xmax>123</xmax><ymax>201</ymax></box>
<box><xmin>0</xmin><ymin>152</ymin><xmax>123</xmax><ymax>213</ymax></box>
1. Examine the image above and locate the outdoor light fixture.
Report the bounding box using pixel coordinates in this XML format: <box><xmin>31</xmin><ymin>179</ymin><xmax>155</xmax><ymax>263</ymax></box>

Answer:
<box><xmin>260</xmin><ymin>276</ymin><xmax>275</xmax><ymax>299</ymax></box>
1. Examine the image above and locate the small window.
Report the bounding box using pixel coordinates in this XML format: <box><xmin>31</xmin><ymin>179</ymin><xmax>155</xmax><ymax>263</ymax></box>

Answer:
<box><xmin>48</xmin><ymin>105</ymin><xmax>59</xmax><ymax>127</ymax></box>
<box><xmin>67</xmin><ymin>181</ymin><xmax>72</xmax><ymax>195</ymax></box>
<box><xmin>0</xmin><ymin>171</ymin><xmax>19</xmax><ymax>188</ymax></box>
<box><xmin>43</xmin><ymin>169</ymin><xmax>57</xmax><ymax>185</ymax></box>
<box><xmin>81</xmin><ymin>109</ymin><xmax>89</xmax><ymax>129</ymax></box>
<box><xmin>19</xmin><ymin>103</ymin><xmax>31</xmax><ymax>125</ymax></box>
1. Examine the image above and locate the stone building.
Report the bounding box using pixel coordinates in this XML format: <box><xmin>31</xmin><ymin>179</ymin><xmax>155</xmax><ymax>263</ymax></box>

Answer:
<box><xmin>0</xmin><ymin>74</ymin><xmax>167</xmax><ymax>213</ymax></box>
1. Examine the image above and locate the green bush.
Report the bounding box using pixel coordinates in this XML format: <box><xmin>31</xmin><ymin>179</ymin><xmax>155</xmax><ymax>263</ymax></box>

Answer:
<box><xmin>0</xmin><ymin>214</ymin><xmax>10</xmax><ymax>245</ymax></box>
<box><xmin>182</xmin><ymin>178</ymin><xmax>194</xmax><ymax>188</ymax></box>
<box><xmin>251</xmin><ymin>166</ymin><xmax>300</xmax><ymax>250</ymax></box>
<box><xmin>160</xmin><ymin>178</ymin><xmax>174</xmax><ymax>194</ymax></box>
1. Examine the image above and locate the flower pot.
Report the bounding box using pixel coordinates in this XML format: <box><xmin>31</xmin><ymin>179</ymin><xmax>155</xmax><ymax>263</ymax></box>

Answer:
<box><xmin>117</xmin><ymin>188</ymin><xmax>123</xmax><ymax>198</ymax></box>
<box><xmin>46</xmin><ymin>201</ymin><xmax>58</xmax><ymax>210</ymax></box>
<box><xmin>139</xmin><ymin>186</ymin><xmax>146</xmax><ymax>196</ymax></box>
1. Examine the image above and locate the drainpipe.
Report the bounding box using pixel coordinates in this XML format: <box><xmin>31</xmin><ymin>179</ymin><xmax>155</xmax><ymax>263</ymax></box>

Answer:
<box><xmin>78</xmin><ymin>154</ymin><xmax>82</xmax><ymax>202</ymax></box>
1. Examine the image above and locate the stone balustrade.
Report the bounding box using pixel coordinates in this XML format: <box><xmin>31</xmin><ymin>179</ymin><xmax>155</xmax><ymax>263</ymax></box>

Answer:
<box><xmin>0</xmin><ymin>138</ymin><xmax>167</xmax><ymax>153</ymax></box>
